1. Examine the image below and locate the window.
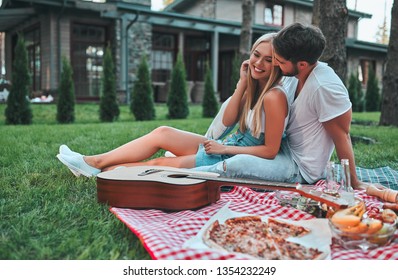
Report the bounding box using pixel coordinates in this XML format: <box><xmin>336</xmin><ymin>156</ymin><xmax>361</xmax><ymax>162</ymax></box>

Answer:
<box><xmin>264</xmin><ymin>3</ymin><xmax>283</xmax><ymax>26</ymax></box>
<box><xmin>71</xmin><ymin>23</ymin><xmax>106</xmax><ymax>97</ymax></box>
<box><xmin>25</xmin><ymin>26</ymin><xmax>41</xmax><ymax>91</ymax></box>
<box><xmin>151</xmin><ymin>33</ymin><xmax>176</xmax><ymax>82</ymax></box>
<box><xmin>184</xmin><ymin>36</ymin><xmax>209</xmax><ymax>81</ymax></box>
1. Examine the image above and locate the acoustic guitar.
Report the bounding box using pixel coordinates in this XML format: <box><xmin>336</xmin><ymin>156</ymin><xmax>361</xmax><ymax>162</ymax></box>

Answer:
<box><xmin>96</xmin><ymin>166</ymin><xmax>349</xmax><ymax>211</ymax></box>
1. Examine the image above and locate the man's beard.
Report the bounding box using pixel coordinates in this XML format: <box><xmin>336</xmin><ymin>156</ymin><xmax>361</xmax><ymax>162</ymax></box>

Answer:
<box><xmin>282</xmin><ymin>63</ymin><xmax>299</xmax><ymax>76</ymax></box>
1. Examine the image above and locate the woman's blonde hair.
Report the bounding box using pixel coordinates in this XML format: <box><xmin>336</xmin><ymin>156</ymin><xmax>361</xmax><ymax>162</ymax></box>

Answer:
<box><xmin>239</xmin><ymin>32</ymin><xmax>282</xmax><ymax>138</ymax></box>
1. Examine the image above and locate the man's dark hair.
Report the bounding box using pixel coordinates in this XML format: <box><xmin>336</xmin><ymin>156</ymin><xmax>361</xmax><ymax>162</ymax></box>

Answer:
<box><xmin>273</xmin><ymin>23</ymin><xmax>326</xmax><ymax>64</ymax></box>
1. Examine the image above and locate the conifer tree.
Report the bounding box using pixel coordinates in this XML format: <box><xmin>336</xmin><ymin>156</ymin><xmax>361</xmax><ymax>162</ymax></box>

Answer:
<box><xmin>130</xmin><ymin>54</ymin><xmax>155</xmax><ymax>121</ymax></box>
<box><xmin>356</xmin><ymin>76</ymin><xmax>364</xmax><ymax>112</ymax></box>
<box><xmin>348</xmin><ymin>72</ymin><xmax>361</xmax><ymax>112</ymax></box>
<box><xmin>202</xmin><ymin>62</ymin><xmax>219</xmax><ymax>117</ymax></box>
<box><xmin>56</xmin><ymin>57</ymin><xmax>75</xmax><ymax>123</ymax></box>
<box><xmin>5</xmin><ymin>35</ymin><xmax>32</xmax><ymax>125</ymax></box>
<box><xmin>231</xmin><ymin>51</ymin><xmax>241</xmax><ymax>91</ymax></box>
<box><xmin>167</xmin><ymin>52</ymin><xmax>189</xmax><ymax>119</ymax></box>
<box><xmin>100</xmin><ymin>46</ymin><xmax>119</xmax><ymax>122</ymax></box>
<box><xmin>365</xmin><ymin>66</ymin><xmax>380</xmax><ymax>112</ymax></box>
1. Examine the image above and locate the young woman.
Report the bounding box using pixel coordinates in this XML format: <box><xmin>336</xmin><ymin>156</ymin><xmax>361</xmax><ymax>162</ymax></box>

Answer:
<box><xmin>57</xmin><ymin>33</ymin><xmax>290</xmax><ymax>178</ymax></box>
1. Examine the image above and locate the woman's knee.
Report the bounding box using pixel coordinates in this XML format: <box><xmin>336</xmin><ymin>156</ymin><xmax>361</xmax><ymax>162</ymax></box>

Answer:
<box><xmin>151</xmin><ymin>126</ymin><xmax>176</xmax><ymax>140</ymax></box>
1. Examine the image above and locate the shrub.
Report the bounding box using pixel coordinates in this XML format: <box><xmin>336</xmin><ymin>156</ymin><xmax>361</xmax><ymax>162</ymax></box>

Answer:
<box><xmin>167</xmin><ymin>52</ymin><xmax>189</xmax><ymax>119</ymax></box>
<box><xmin>231</xmin><ymin>51</ymin><xmax>241</xmax><ymax>91</ymax></box>
<box><xmin>100</xmin><ymin>46</ymin><xmax>119</xmax><ymax>122</ymax></box>
<box><xmin>202</xmin><ymin>62</ymin><xmax>219</xmax><ymax>117</ymax></box>
<box><xmin>56</xmin><ymin>57</ymin><xmax>75</xmax><ymax>124</ymax></box>
<box><xmin>365</xmin><ymin>67</ymin><xmax>380</xmax><ymax>112</ymax></box>
<box><xmin>5</xmin><ymin>35</ymin><xmax>32</xmax><ymax>125</ymax></box>
<box><xmin>348</xmin><ymin>72</ymin><xmax>362</xmax><ymax>112</ymax></box>
<box><xmin>130</xmin><ymin>54</ymin><xmax>155</xmax><ymax>121</ymax></box>
<box><xmin>356</xmin><ymin>77</ymin><xmax>364</xmax><ymax>112</ymax></box>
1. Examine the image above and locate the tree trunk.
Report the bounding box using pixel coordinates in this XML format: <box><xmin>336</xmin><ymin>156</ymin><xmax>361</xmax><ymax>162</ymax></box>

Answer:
<box><xmin>318</xmin><ymin>0</ymin><xmax>348</xmax><ymax>83</ymax></box>
<box><xmin>312</xmin><ymin>0</ymin><xmax>321</xmax><ymax>26</ymax></box>
<box><xmin>240</xmin><ymin>0</ymin><xmax>253</xmax><ymax>60</ymax></box>
<box><xmin>380</xmin><ymin>0</ymin><xmax>398</xmax><ymax>126</ymax></box>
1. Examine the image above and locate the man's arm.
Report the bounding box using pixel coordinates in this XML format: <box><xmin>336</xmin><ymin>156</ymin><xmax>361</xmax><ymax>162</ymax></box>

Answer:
<box><xmin>322</xmin><ymin>109</ymin><xmax>363</xmax><ymax>189</ymax></box>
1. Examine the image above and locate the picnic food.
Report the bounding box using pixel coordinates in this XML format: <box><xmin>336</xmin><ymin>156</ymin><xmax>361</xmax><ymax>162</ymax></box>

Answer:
<box><xmin>329</xmin><ymin>201</ymin><xmax>397</xmax><ymax>249</ymax></box>
<box><xmin>330</xmin><ymin>200</ymin><xmax>366</xmax><ymax>228</ymax></box>
<box><xmin>381</xmin><ymin>209</ymin><xmax>398</xmax><ymax>223</ymax></box>
<box><xmin>267</xmin><ymin>217</ymin><xmax>310</xmax><ymax>238</ymax></box>
<box><xmin>202</xmin><ymin>216</ymin><xmax>325</xmax><ymax>260</ymax></box>
<box><xmin>330</xmin><ymin>201</ymin><xmax>397</xmax><ymax>234</ymax></box>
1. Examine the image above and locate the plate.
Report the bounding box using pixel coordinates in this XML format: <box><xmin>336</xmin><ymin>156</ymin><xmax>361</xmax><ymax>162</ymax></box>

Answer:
<box><xmin>183</xmin><ymin>204</ymin><xmax>332</xmax><ymax>259</ymax></box>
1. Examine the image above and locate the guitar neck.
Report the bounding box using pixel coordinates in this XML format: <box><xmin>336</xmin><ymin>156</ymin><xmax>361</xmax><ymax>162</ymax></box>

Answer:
<box><xmin>189</xmin><ymin>174</ymin><xmax>348</xmax><ymax>209</ymax></box>
<box><xmin>190</xmin><ymin>174</ymin><xmax>297</xmax><ymax>190</ymax></box>
<box><xmin>137</xmin><ymin>168</ymin><xmax>348</xmax><ymax>209</ymax></box>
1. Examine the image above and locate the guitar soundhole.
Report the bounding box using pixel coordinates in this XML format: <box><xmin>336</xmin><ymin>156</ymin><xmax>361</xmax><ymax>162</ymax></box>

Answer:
<box><xmin>167</xmin><ymin>174</ymin><xmax>189</xmax><ymax>179</ymax></box>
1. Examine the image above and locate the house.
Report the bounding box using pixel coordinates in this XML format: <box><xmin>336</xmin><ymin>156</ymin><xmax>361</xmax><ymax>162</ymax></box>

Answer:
<box><xmin>0</xmin><ymin>0</ymin><xmax>387</xmax><ymax>103</ymax></box>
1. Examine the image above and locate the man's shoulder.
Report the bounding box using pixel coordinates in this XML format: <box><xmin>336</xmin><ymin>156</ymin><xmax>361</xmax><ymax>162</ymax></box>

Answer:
<box><xmin>312</xmin><ymin>62</ymin><xmax>345</xmax><ymax>86</ymax></box>
<box><xmin>314</xmin><ymin>62</ymin><xmax>340</xmax><ymax>78</ymax></box>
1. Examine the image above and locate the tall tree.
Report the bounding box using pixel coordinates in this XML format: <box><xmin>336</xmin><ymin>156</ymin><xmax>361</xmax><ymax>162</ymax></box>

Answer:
<box><xmin>312</xmin><ymin>0</ymin><xmax>321</xmax><ymax>26</ymax></box>
<box><xmin>314</xmin><ymin>0</ymin><xmax>348</xmax><ymax>82</ymax></box>
<box><xmin>5</xmin><ymin>35</ymin><xmax>32</xmax><ymax>125</ymax></box>
<box><xmin>167</xmin><ymin>52</ymin><xmax>189</xmax><ymax>119</ymax></box>
<box><xmin>348</xmin><ymin>72</ymin><xmax>361</xmax><ymax>112</ymax></box>
<box><xmin>202</xmin><ymin>61</ymin><xmax>219</xmax><ymax>118</ymax></box>
<box><xmin>365</xmin><ymin>66</ymin><xmax>380</xmax><ymax>112</ymax></box>
<box><xmin>56</xmin><ymin>57</ymin><xmax>75</xmax><ymax>124</ymax></box>
<box><xmin>100</xmin><ymin>46</ymin><xmax>119</xmax><ymax>122</ymax></box>
<box><xmin>240</xmin><ymin>0</ymin><xmax>254</xmax><ymax>60</ymax></box>
<box><xmin>380</xmin><ymin>0</ymin><xmax>398</xmax><ymax>126</ymax></box>
<box><xmin>130</xmin><ymin>54</ymin><xmax>155</xmax><ymax>121</ymax></box>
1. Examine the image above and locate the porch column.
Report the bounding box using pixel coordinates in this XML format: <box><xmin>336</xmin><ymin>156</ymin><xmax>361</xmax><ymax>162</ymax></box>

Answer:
<box><xmin>178</xmin><ymin>31</ymin><xmax>184</xmax><ymax>55</ymax></box>
<box><xmin>120</xmin><ymin>16</ymin><xmax>127</xmax><ymax>92</ymax></box>
<box><xmin>211</xmin><ymin>30</ymin><xmax>219</xmax><ymax>95</ymax></box>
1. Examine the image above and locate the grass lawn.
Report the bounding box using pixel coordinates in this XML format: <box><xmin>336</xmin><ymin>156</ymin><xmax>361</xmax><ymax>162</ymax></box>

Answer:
<box><xmin>0</xmin><ymin>103</ymin><xmax>397</xmax><ymax>259</ymax></box>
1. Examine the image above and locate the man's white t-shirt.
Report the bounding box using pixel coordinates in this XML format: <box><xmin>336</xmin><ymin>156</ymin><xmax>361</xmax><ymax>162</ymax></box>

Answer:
<box><xmin>285</xmin><ymin>62</ymin><xmax>352</xmax><ymax>183</ymax></box>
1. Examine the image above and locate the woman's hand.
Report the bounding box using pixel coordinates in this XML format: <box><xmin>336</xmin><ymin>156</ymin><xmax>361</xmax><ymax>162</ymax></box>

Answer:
<box><xmin>237</xmin><ymin>60</ymin><xmax>250</xmax><ymax>88</ymax></box>
<box><xmin>203</xmin><ymin>139</ymin><xmax>227</xmax><ymax>155</ymax></box>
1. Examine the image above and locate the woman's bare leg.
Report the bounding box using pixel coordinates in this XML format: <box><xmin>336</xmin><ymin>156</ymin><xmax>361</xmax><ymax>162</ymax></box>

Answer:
<box><xmin>84</xmin><ymin>126</ymin><xmax>206</xmax><ymax>170</ymax></box>
<box><xmin>103</xmin><ymin>154</ymin><xmax>197</xmax><ymax>171</ymax></box>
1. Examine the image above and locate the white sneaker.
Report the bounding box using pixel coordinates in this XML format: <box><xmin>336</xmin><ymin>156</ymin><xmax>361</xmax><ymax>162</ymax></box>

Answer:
<box><xmin>56</xmin><ymin>154</ymin><xmax>101</xmax><ymax>178</ymax></box>
<box><xmin>58</xmin><ymin>145</ymin><xmax>82</xmax><ymax>176</ymax></box>
<box><xmin>59</xmin><ymin>145</ymin><xmax>82</xmax><ymax>157</ymax></box>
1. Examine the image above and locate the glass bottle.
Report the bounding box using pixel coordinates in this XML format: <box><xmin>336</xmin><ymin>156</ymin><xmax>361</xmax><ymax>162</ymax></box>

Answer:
<box><xmin>340</xmin><ymin>159</ymin><xmax>356</xmax><ymax>205</ymax></box>
<box><xmin>324</xmin><ymin>161</ymin><xmax>339</xmax><ymax>195</ymax></box>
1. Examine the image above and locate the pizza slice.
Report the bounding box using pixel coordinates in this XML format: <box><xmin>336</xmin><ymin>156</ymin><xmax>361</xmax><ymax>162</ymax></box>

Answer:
<box><xmin>201</xmin><ymin>215</ymin><xmax>325</xmax><ymax>260</ymax></box>
<box><xmin>202</xmin><ymin>216</ymin><xmax>282</xmax><ymax>259</ymax></box>
<box><xmin>272</xmin><ymin>236</ymin><xmax>326</xmax><ymax>260</ymax></box>
<box><xmin>267</xmin><ymin>217</ymin><xmax>310</xmax><ymax>238</ymax></box>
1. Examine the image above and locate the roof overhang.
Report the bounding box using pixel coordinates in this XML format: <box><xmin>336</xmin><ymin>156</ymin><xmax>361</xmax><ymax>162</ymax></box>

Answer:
<box><xmin>166</xmin><ymin>0</ymin><xmax>372</xmax><ymax>20</ymax></box>
<box><xmin>0</xmin><ymin>7</ymin><xmax>36</xmax><ymax>32</ymax></box>
<box><xmin>346</xmin><ymin>38</ymin><xmax>387</xmax><ymax>54</ymax></box>
<box><xmin>105</xmin><ymin>3</ymin><xmax>279</xmax><ymax>35</ymax></box>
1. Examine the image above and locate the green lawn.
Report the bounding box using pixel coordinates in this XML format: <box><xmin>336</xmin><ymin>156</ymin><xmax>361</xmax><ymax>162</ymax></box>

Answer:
<box><xmin>0</xmin><ymin>103</ymin><xmax>397</xmax><ymax>259</ymax></box>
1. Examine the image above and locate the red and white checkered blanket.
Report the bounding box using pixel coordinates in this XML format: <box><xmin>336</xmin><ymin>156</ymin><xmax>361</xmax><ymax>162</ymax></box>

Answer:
<box><xmin>110</xmin><ymin>183</ymin><xmax>398</xmax><ymax>260</ymax></box>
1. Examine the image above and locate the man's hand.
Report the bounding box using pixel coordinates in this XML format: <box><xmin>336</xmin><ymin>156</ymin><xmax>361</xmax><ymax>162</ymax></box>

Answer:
<box><xmin>355</xmin><ymin>181</ymin><xmax>387</xmax><ymax>191</ymax></box>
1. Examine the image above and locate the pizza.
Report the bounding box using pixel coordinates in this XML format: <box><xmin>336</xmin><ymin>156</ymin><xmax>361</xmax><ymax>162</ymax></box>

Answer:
<box><xmin>202</xmin><ymin>216</ymin><xmax>325</xmax><ymax>260</ymax></box>
<box><xmin>268</xmin><ymin>217</ymin><xmax>310</xmax><ymax>238</ymax></box>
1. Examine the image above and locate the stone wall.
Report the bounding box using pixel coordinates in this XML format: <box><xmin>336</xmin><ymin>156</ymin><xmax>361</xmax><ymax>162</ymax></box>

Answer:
<box><xmin>114</xmin><ymin>19</ymin><xmax>152</xmax><ymax>102</ymax></box>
